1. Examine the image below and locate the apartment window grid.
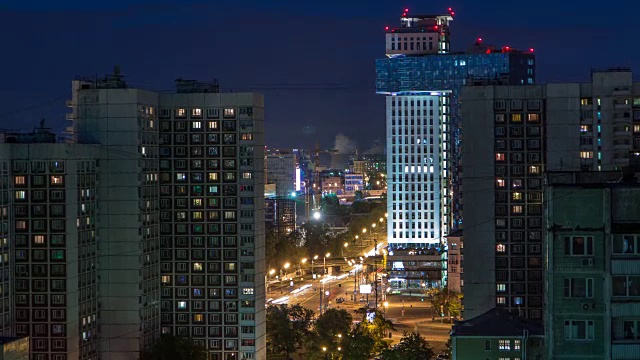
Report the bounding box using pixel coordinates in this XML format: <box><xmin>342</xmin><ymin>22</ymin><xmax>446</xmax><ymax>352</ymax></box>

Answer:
<box><xmin>160</xmin><ymin>104</ymin><xmax>259</xmax><ymax>356</ymax></box>
<box><xmin>140</xmin><ymin>107</ymin><xmax>162</xmax><ymax>349</ymax></box>
<box><xmin>387</xmin><ymin>95</ymin><xmax>447</xmax><ymax>246</ymax></box>
<box><xmin>12</xmin><ymin>160</ymin><xmax>100</xmax><ymax>359</ymax></box>
<box><xmin>0</xmin><ymin>165</ymin><xmax>11</xmax><ymax>337</ymax></box>
<box><xmin>493</xmin><ymin>100</ymin><xmax>544</xmax><ymax>319</ymax></box>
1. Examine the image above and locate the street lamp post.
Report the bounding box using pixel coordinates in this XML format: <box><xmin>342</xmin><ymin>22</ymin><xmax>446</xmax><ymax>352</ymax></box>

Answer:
<box><xmin>312</xmin><ymin>255</ymin><xmax>319</xmax><ymax>280</ymax></box>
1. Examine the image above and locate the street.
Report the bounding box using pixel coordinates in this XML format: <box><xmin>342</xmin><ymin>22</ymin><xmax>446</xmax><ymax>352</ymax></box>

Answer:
<box><xmin>267</xmin><ymin>274</ymin><xmax>452</xmax><ymax>354</ymax></box>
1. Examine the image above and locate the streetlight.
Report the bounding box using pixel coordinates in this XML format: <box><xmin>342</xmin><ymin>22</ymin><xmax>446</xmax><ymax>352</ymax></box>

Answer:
<box><xmin>312</xmin><ymin>255</ymin><xmax>319</xmax><ymax>280</ymax></box>
<box><xmin>313</xmin><ymin>211</ymin><xmax>321</xmax><ymax>220</ymax></box>
<box><xmin>324</xmin><ymin>253</ymin><xmax>331</xmax><ymax>276</ymax></box>
<box><xmin>383</xmin><ymin>301</ymin><xmax>389</xmax><ymax>314</ymax></box>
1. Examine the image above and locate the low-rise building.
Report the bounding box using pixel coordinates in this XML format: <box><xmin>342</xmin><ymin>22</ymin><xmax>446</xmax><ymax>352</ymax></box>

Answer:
<box><xmin>446</xmin><ymin>231</ymin><xmax>463</xmax><ymax>293</ymax></box>
<box><xmin>451</xmin><ymin>308</ymin><xmax>545</xmax><ymax>360</ymax></box>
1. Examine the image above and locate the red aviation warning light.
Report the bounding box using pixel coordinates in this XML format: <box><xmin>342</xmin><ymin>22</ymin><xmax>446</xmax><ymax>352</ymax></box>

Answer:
<box><xmin>404</xmin><ymin>8</ymin><xmax>409</xmax><ymax>12</ymax></box>
<box><xmin>529</xmin><ymin>48</ymin><xmax>535</xmax><ymax>52</ymax></box>
<box><xmin>385</xmin><ymin>26</ymin><xmax>389</xmax><ymax>31</ymax></box>
<box><xmin>477</xmin><ymin>38</ymin><xmax>483</xmax><ymax>43</ymax></box>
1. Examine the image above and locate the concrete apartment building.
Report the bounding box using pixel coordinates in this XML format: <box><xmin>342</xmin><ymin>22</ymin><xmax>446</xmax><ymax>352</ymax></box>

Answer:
<box><xmin>461</xmin><ymin>68</ymin><xmax>640</xmax><ymax>320</ymax></box>
<box><xmin>545</xmin><ymin>171</ymin><xmax>640</xmax><ymax>360</ymax></box>
<box><xmin>0</xmin><ymin>128</ymin><xmax>98</xmax><ymax>360</ymax></box>
<box><xmin>65</xmin><ymin>72</ymin><xmax>266</xmax><ymax>360</ymax></box>
<box><xmin>265</xmin><ymin>152</ymin><xmax>295</xmax><ymax>197</ymax></box>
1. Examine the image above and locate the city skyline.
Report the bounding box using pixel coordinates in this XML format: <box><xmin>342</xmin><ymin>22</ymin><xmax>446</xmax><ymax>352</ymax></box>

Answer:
<box><xmin>3</xmin><ymin>1</ymin><xmax>640</xmax><ymax>150</ymax></box>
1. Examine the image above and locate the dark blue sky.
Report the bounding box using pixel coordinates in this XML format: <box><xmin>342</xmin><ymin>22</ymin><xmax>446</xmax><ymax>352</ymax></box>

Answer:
<box><xmin>1</xmin><ymin>0</ymin><xmax>638</xmax><ymax>151</ymax></box>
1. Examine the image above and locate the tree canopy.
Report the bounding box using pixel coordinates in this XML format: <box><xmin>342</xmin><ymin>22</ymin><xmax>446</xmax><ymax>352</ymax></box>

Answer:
<box><xmin>380</xmin><ymin>332</ymin><xmax>435</xmax><ymax>360</ymax></box>
<box><xmin>266</xmin><ymin>304</ymin><xmax>314</xmax><ymax>358</ymax></box>
<box><xmin>140</xmin><ymin>335</ymin><xmax>208</xmax><ymax>360</ymax></box>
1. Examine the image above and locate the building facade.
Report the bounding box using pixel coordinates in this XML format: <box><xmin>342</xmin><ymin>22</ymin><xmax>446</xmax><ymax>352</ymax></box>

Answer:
<box><xmin>344</xmin><ymin>173</ymin><xmax>364</xmax><ymax>196</ymax></box>
<box><xmin>462</xmin><ymin>69</ymin><xmax>640</xmax><ymax>320</ymax></box>
<box><xmin>461</xmin><ymin>86</ymin><xmax>546</xmax><ymax>320</ymax></box>
<box><xmin>67</xmin><ymin>73</ymin><xmax>266</xmax><ymax>360</ymax></box>
<box><xmin>0</xmin><ymin>135</ymin><xmax>99</xmax><ymax>360</ymax></box>
<box><xmin>377</xmin><ymin>33</ymin><xmax>536</xmax><ymax>231</ymax></box>
<box><xmin>446</xmin><ymin>231</ymin><xmax>463</xmax><ymax>293</ymax></box>
<box><xmin>265</xmin><ymin>152</ymin><xmax>296</xmax><ymax>198</ymax></box>
<box><xmin>545</xmin><ymin>171</ymin><xmax>640</xmax><ymax>360</ymax></box>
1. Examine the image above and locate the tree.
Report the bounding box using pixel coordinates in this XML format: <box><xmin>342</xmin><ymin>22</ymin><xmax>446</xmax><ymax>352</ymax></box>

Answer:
<box><xmin>315</xmin><ymin>309</ymin><xmax>353</xmax><ymax>352</ymax></box>
<box><xmin>380</xmin><ymin>332</ymin><xmax>435</xmax><ymax>360</ymax></box>
<box><xmin>140</xmin><ymin>335</ymin><xmax>208</xmax><ymax>360</ymax></box>
<box><xmin>421</xmin><ymin>287</ymin><xmax>463</xmax><ymax>322</ymax></box>
<box><xmin>423</xmin><ymin>287</ymin><xmax>441</xmax><ymax>321</ymax></box>
<box><xmin>340</xmin><ymin>326</ymin><xmax>375</xmax><ymax>360</ymax></box>
<box><xmin>266</xmin><ymin>304</ymin><xmax>314</xmax><ymax>358</ymax></box>
<box><xmin>354</xmin><ymin>308</ymin><xmax>396</xmax><ymax>354</ymax></box>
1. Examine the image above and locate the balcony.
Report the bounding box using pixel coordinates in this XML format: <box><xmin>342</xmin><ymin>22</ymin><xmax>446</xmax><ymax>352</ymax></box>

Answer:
<box><xmin>65</xmin><ymin>99</ymin><xmax>73</xmax><ymax>107</ymax></box>
<box><xmin>65</xmin><ymin>113</ymin><xmax>75</xmax><ymax>121</ymax></box>
<box><xmin>612</xmin><ymin>343</ymin><xmax>640</xmax><ymax>359</ymax></box>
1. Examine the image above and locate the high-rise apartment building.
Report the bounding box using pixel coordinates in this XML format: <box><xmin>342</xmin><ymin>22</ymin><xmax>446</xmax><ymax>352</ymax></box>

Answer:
<box><xmin>544</xmin><ymin>171</ymin><xmax>640</xmax><ymax>360</ymax></box>
<box><xmin>265</xmin><ymin>152</ymin><xmax>296</xmax><ymax>197</ymax></box>
<box><xmin>462</xmin><ymin>86</ymin><xmax>545</xmax><ymax>319</ymax></box>
<box><xmin>66</xmin><ymin>72</ymin><xmax>266</xmax><ymax>360</ymax></box>
<box><xmin>461</xmin><ymin>68</ymin><xmax>640</xmax><ymax>319</ymax></box>
<box><xmin>377</xmin><ymin>8</ymin><xmax>535</xmax><ymax>289</ymax></box>
<box><xmin>0</xmin><ymin>128</ymin><xmax>99</xmax><ymax>360</ymax></box>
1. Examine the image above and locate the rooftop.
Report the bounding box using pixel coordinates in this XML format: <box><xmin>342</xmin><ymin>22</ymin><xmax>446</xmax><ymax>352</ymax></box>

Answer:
<box><xmin>451</xmin><ymin>307</ymin><xmax>544</xmax><ymax>337</ymax></box>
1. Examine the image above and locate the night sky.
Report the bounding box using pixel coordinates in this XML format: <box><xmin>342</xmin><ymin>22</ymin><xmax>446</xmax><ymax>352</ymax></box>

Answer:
<box><xmin>1</xmin><ymin>0</ymin><xmax>639</xmax><ymax>151</ymax></box>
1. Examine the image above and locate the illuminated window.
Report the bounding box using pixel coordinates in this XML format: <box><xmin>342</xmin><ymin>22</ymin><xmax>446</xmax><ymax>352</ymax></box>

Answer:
<box><xmin>529</xmin><ymin>165</ymin><xmax>540</xmax><ymax>174</ymax></box>
<box><xmin>499</xmin><ymin>339</ymin><xmax>511</xmax><ymax>350</ymax></box>
<box><xmin>580</xmin><ymin>98</ymin><xmax>591</xmax><ymax>106</ymax></box>
<box><xmin>512</xmin><ymin>179</ymin><xmax>523</xmax><ymax>188</ymax></box>
<box><xmin>241</xmin><ymin>133</ymin><xmax>253</xmax><ymax>141</ymax></box>
<box><xmin>495</xmin><ymin>153</ymin><xmax>506</xmax><ymax>161</ymax></box>
<box><xmin>51</xmin><ymin>176</ymin><xmax>63</xmax><ymax>185</ymax></box>
<box><xmin>580</xmin><ymin>151</ymin><xmax>594</xmax><ymax>159</ymax></box>
<box><xmin>527</xmin><ymin>113</ymin><xmax>540</xmax><ymax>122</ymax></box>
<box><xmin>208</xmin><ymin>121</ymin><xmax>219</xmax><ymax>129</ymax></box>
<box><xmin>176</xmin><ymin>173</ymin><xmax>186</xmax><ymax>181</ymax></box>
<box><xmin>193</xmin><ymin>263</ymin><xmax>203</xmax><ymax>271</ymax></box>
<box><xmin>496</xmin><ymin>244</ymin><xmax>506</xmax><ymax>253</ymax></box>
<box><xmin>496</xmin><ymin>179</ymin><xmax>506</xmax><ymax>187</ymax></box>
<box><xmin>514</xmin><ymin>340</ymin><xmax>521</xmax><ymax>350</ymax></box>
<box><xmin>192</xmin><ymin>108</ymin><xmax>202</xmax><ymax>117</ymax></box>
<box><xmin>497</xmin><ymin>296</ymin><xmax>506</xmax><ymax>305</ymax></box>
<box><xmin>497</xmin><ymin>283</ymin><xmax>506</xmax><ymax>292</ymax></box>
<box><xmin>511</xmin><ymin>113</ymin><xmax>522</xmax><ymax>122</ymax></box>
<box><xmin>193</xmin><ymin>199</ymin><xmax>203</xmax><ymax>207</ymax></box>
<box><xmin>242</xmin><ymin>288</ymin><xmax>254</xmax><ymax>295</ymax></box>
<box><xmin>161</xmin><ymin>276</ymin><xmax>170</xmax><ymax>284</ymax></box>
<box><xmin>580</xmin><ymin>125</ymin><xmax>592</xmax><ymax>132</ymax></box>
<box><xmin>15</xmin><ymin>221</ymin><xmax>26</xmax><ymax>230</ymax></box>
<box><xmin>14</xmin><ymin>176</ymin><xmax>25</xmax><ymax>185</ymax></box>
<box><xmin>512</xmin><ymin>192</ymin><xmax>522</xmax><ymax>201</ymax></box>
<box><xmin>634</xmin><ymin>125</ymin><xmax>640</xmax><ymax>133</ymax></box>
<box><xmin>192</xmin><ymin>121</ymin><xmax>202</xmax><ymax>129</ymax></box>
<box><xmin>193</xmin><ymin>314</ymin><xmax>204</xmax><ymax>322</ymax></box>
<box><xmin>176</xmin><ymin>108</ymin><xmax>187</xmax><ymax>118</ymax></box>
<box><xmin>208</xmin><ymin>173</ymin><xmax>219</xmax><ymax>181</ymax></box>
<box><xmin>512</xmin><ymin>205</ymin><xmax>523</xmax><ymax>214</ymax></box>
<box><xmin>242</xmin><ymin>172</ymin><xmax>252</xmax><ymax>179</ymax></box>
<box><xmin>178</xmin><ymin>301</ymin><xmax>187</xmax><ymax>309</ymax></box>
<box><xmin>33</xmin><ymin>235</ymin><xmax>45</xmax><ymax>244</ymax></box>
<box><xmin>192</xmin><ymin>212</ymin><xmax>203</xmax><ymax>220</ymax></box>
<box><xmin>223</xmin><ymin>108</ymin><xmax>236</xmax><ymax>118</ymax></box>
<box><xmin>15</xmin><ymin>191</ymin><xmax>26</xmax><ymax>200</ymax></box>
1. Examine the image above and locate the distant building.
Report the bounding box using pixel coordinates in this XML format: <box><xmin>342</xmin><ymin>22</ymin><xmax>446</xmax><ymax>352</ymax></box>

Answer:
<box><xmin>266</xmin><ymin>152</ymin><xmax>296</xmax><ymax>197</ymax></box>
<box><xmin>446</xmin><ymin>231</ymin><xmax>463</xmax><ymax>293</ymax></box>
<box><xmin>352</xmin><ymin>160</ymin><xmax>368</xmax><ymax>175</ymax></box>
<box><xmin>0</xmin><ymin>337</ymin><xmax>29</xmax><ymax>360</ymax></box>
<box><xmin>321</xmin><ymin>176</ymin><xmax>342</xmax><ymax>195</ymax></box>
<box><xmin>344</xmin><ymin>173</ymin><xmax>364</xmax><ymax>196</ymax></box>
<box><xmin>378</xmin><ymin>17</ymin><xmax>536</xmax><ymax>232</ymax></box>
<box><xmin>544</xmin><ymin>171</ymin><xmax>640</xmax><ymax>359</ymax></box>
<box><xmin>387</xmin><ymin>248</ymin><xmax>443</xmax><ymax>290</ymax></box>
<box><xmin>264</xmin><ymin>197</ymin><xmax>296</xmax><ymax>235</ymax></box>
<box><xmin>450</xmin><ymin>308</ymin><xmax>545</xmax><ymax>360</ymax></box>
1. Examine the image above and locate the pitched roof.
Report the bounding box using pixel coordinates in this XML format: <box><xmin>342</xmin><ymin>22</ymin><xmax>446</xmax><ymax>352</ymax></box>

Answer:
<box><xmin>451</xmin><ymin>307</ymin><xmax>544</xmax><ymax>337</ymax></box>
